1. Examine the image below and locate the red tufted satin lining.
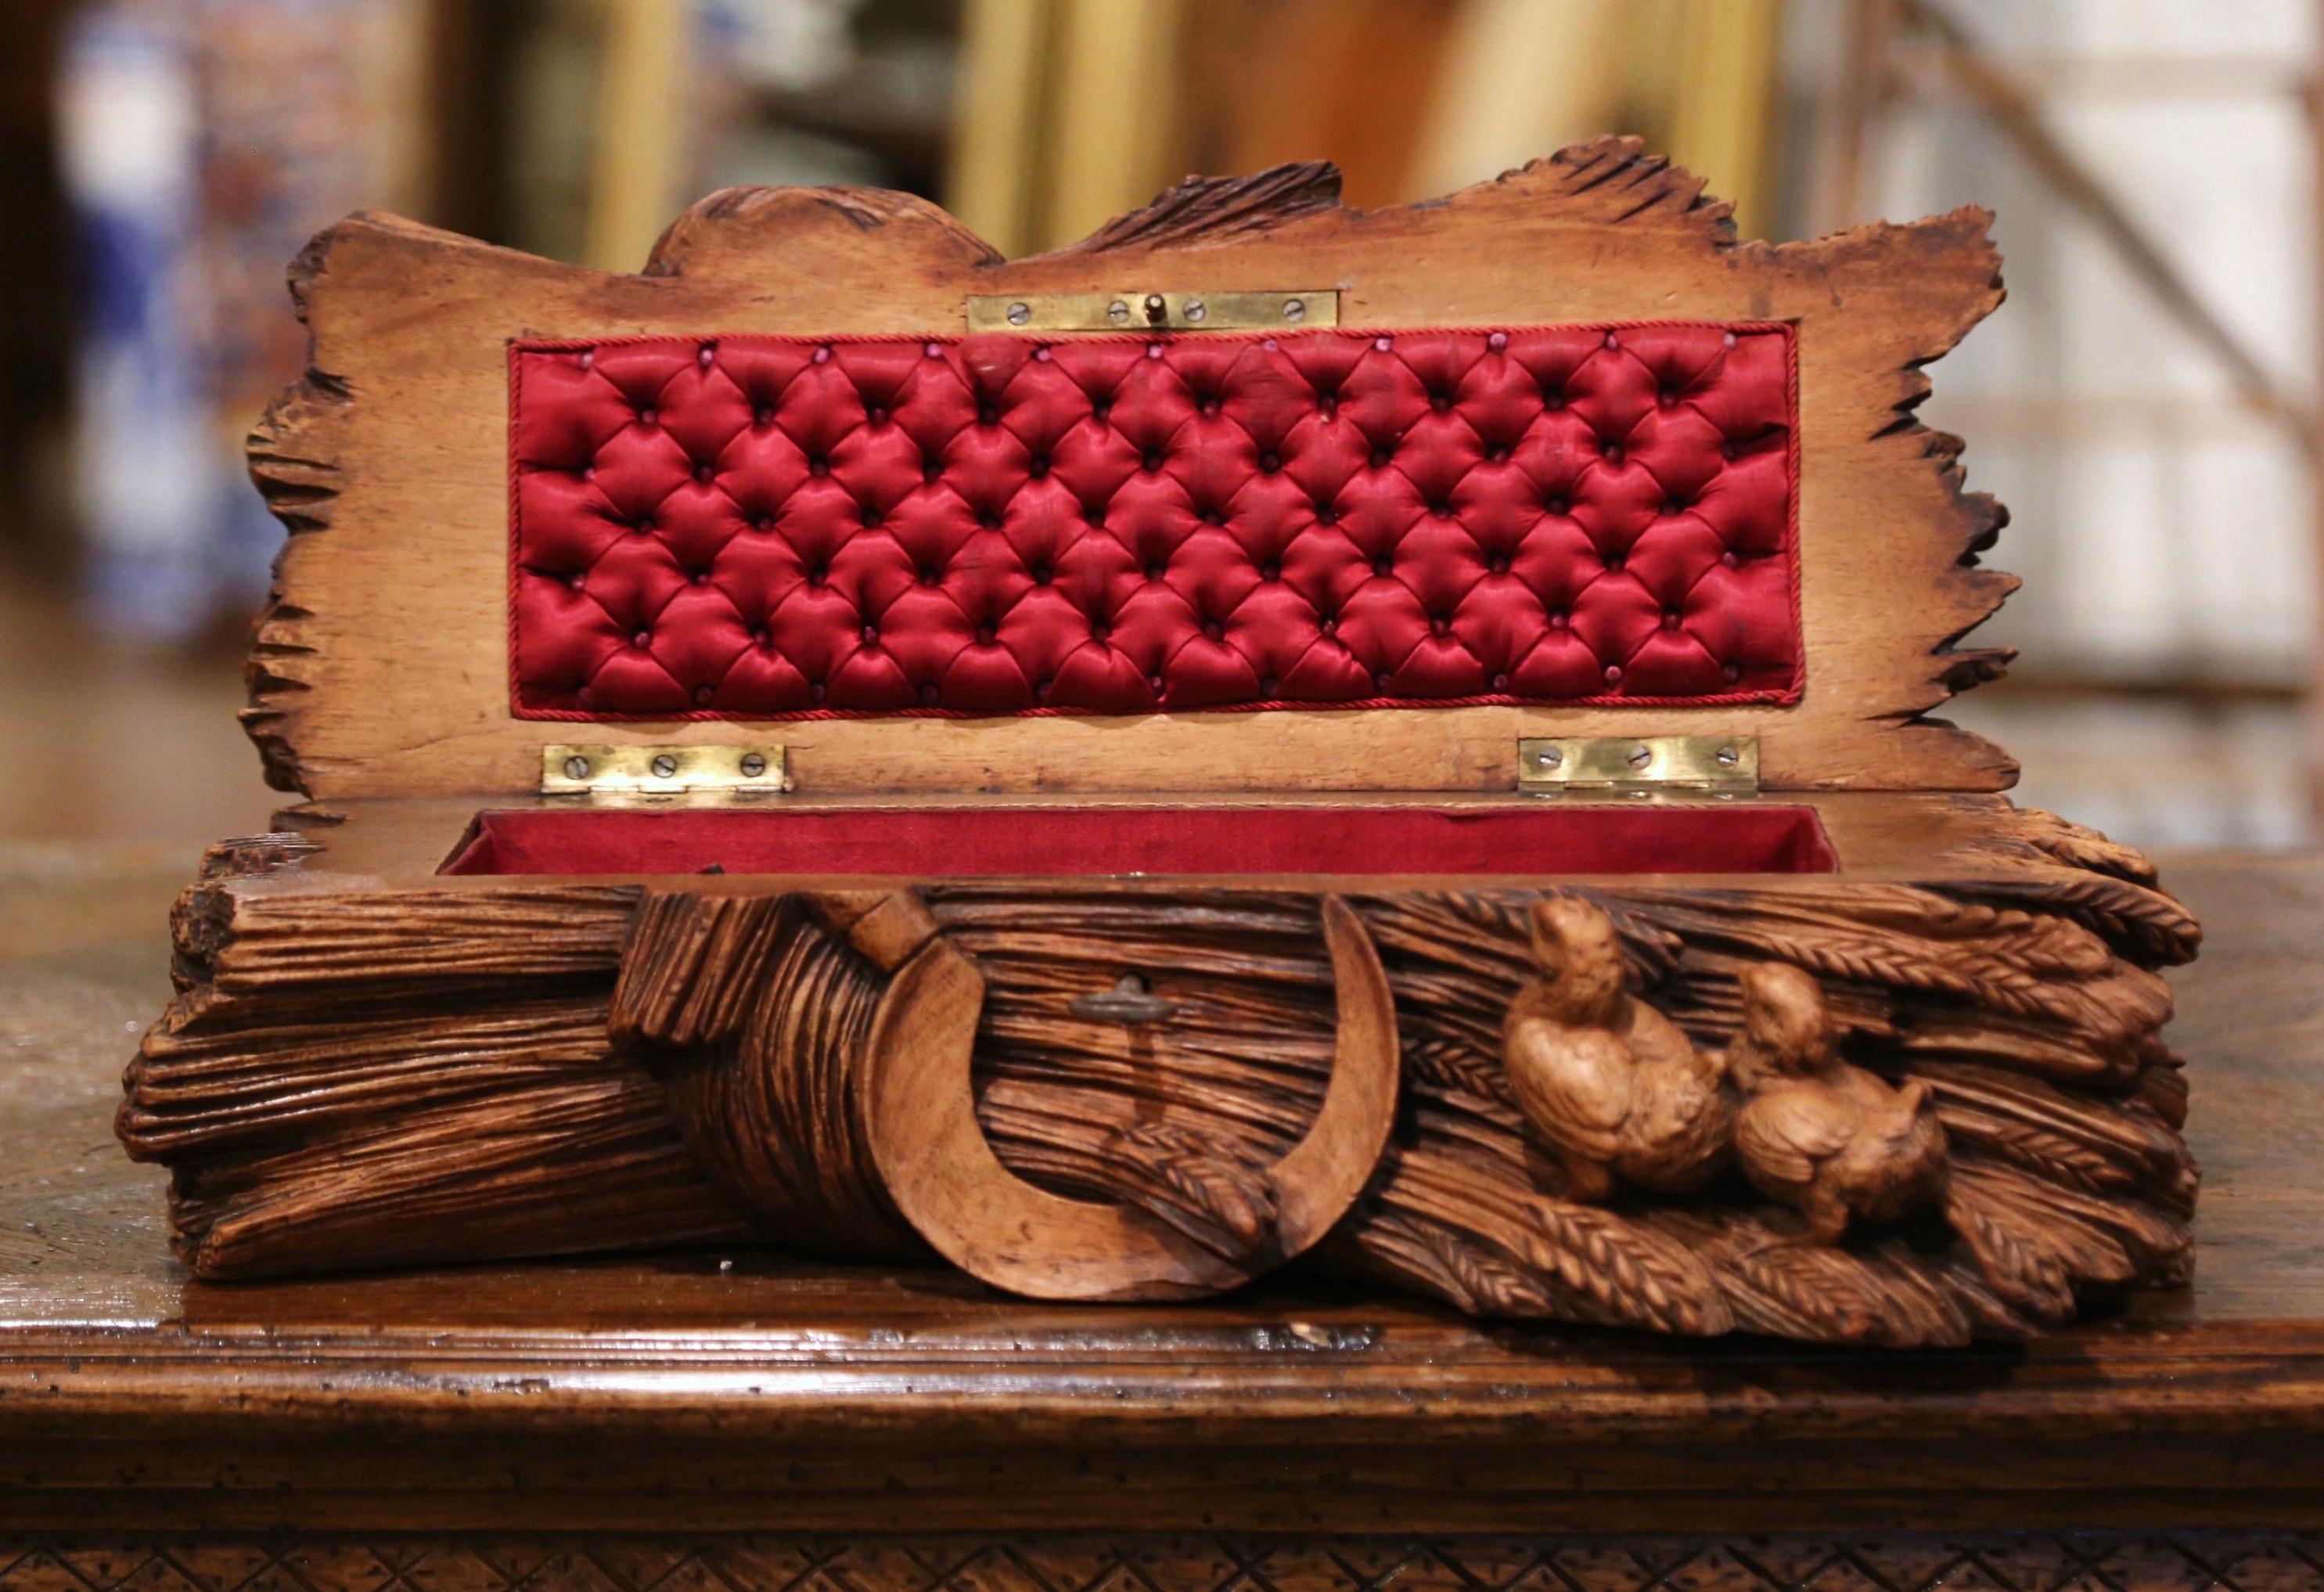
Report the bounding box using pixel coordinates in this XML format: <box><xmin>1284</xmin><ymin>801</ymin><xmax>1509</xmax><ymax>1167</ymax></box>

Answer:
<box><xmin>439</xmin><ymin>805</ymin><xmax>1836</xmax><ymax>877</ymax></box>
<box><xmin>509</xmin><ymin>324</ymin><xmax>1799</xmax><ymax>720</ymax></box>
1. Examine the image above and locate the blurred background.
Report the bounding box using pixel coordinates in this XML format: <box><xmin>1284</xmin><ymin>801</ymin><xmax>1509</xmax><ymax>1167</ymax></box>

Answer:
<box><xmin>0</xmin><ymin>0</ymin><xmax>2313</xmax><ymax>852</ymax></box>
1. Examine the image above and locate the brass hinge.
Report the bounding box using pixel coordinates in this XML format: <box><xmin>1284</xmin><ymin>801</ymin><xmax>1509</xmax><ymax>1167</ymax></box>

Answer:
<box><xmin>966</xmin><ymin>290</ymin><xmax>1338</xmax><ymax>333</ymax></box>
<box><xmin>541</xmin><ymin>744</ymin><xmax>789</xmax><ymax>796</ymax></box>
<box><xmin>1516</xmin><ymin>735</ymin><xmax>1759</xmax><ymax>798</ymax></box>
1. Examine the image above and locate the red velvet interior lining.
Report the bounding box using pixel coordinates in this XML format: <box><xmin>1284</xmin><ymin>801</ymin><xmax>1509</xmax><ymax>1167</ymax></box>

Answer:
<box><xmin>440</xmin><ymin>805</ymin><xmax>1836</xmax><ymax>877</ymax></box>
<box><xmin>509</xmin><ymin>323</ymin><xmax>1801</xmax><ymax>721</ymax></box>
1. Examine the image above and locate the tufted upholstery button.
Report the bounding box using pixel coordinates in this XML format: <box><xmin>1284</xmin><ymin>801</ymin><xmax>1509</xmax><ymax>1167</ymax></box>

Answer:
<box><xmin>1149</xmin><ymin>673</ymin><xmax>1166</xmax><ymax>693</ymax></box>
<box><xmin>1603</xmin><ymin>664</ymin><xmax>1623</xmax><ymax>683</ymax></box>
<box><xmin>862</xmin><ymin>624</ymin><xmax>880</xmax><ymax>645</ymax></box>
<box><xmin>693</xmin><ymin>684</ymin><xmax>714</xmax><ymax>704</ymax></box>
<box><xmin>513</xmin><ymin>324</ymin><xmax>1799</xmax><ymax>718</ymax></box>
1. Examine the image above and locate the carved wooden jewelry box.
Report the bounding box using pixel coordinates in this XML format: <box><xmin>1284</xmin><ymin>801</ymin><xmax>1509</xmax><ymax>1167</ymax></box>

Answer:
<box><xmin>120</xmin><ymin>140</ymin><xmax>2200</xmax><ymax>1347</ymax></box>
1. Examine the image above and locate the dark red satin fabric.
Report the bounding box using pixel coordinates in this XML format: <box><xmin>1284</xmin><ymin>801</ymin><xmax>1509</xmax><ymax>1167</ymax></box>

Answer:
<box><xmin>509</xmin><ymin>323</ymin><xmax>1800</xmax><ymax>719</ymax></box>
<box><xmin>440</xmin><ymin>805</ymin><xmax>1836</xmax><ymax>878</ymax></box>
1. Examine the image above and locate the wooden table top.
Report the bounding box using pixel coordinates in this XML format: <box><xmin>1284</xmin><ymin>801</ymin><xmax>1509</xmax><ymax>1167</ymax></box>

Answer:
<box><xmin>2</xmin><ymin>844</ymin><xmax>2320</xmax><ymax>1535</ymax></box>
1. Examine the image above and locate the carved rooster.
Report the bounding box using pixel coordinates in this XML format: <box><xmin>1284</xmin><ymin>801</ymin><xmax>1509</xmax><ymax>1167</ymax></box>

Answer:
<box><xmin>1500</xmin><ymin>896</ymin><xmax>1732</xmax><ymax>1202</ymax></box>
<box><xmin>1728</xmin><ymin>963</ymin><xmax>1949</xmax><ymax>1242</ymax></box>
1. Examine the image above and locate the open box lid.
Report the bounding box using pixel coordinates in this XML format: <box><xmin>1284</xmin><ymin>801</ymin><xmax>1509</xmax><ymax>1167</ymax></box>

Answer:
<box><xmin>246</xmin><ymin>138</ymin><xmax>2014</xmax><ymax>802</ymax></box>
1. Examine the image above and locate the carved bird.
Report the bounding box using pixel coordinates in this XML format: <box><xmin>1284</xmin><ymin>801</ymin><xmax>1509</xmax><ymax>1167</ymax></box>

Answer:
<box><xmin>1500</xmin><ymin>896</ymin><xmax>1733</xmax><ymax>1203</ymax></box>
<box><xmin>1728</xmin><ymin>963</ymin><xmax>1949</xmax><ymax>1243</ymax></box>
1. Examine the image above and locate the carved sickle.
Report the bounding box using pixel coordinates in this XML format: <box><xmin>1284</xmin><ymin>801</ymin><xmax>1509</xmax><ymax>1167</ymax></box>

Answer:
<box><xmin>861</xmin><ymin>895</ymin><xmax>1401</xmax><ymax>1301</ymax></box>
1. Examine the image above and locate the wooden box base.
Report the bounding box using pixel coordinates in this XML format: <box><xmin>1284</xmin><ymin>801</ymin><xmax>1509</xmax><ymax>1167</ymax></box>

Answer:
<box><xmin>117</xmin><ymin>791</ymin><xmax>2198</xmax><ymax>1346</ymax></box>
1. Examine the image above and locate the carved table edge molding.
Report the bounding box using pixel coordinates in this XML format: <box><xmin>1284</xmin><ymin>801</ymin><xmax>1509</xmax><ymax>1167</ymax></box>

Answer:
<box><xmin>2</xmin><ymin>1533</ymin><xmax>2323</xmax><ymax>1592</ymax></box>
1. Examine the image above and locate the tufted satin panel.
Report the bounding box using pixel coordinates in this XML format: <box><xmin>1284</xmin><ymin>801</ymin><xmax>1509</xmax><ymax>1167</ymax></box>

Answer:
<box><xmin>509</xmin><ymin>324</ymin><xmax>1800</xmax><ymax>719</ymax></box>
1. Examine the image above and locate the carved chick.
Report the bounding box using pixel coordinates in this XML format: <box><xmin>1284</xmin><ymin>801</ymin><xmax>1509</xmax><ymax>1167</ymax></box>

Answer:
<box><xmin>1729</xmin><ymin>963</ymin><xmax>1948</xmax><ymax>1242</ymax></box>
<box><xmin>1500</xmin><ymin>896</ymin><xmax>1732</xmax><ymax>1203</ymax></box>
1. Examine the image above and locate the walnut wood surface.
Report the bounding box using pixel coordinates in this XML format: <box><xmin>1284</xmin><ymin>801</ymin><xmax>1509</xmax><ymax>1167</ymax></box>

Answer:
<box><xmin>6</xmin><ymin>845</ymin><xmax>2315</xmax><ymax>1533</ymax></box>
<box><xmin>246</xmin><ymin>139</ymin><xmax>2014</xmax><ymax>799</ymax></box>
